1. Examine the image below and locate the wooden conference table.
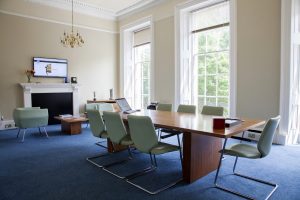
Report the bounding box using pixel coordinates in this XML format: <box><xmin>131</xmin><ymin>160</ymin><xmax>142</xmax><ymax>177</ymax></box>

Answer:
<box><xmin>121</xmin><ymin>110</ymin><xmax>265</xmax><ymax>184</ymax></box>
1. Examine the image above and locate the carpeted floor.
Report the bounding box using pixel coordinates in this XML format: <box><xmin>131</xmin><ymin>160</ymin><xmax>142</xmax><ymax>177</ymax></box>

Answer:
<box><xmin>0</xmin><ymin>125</ymin><xmax>300</xmax><ymax>200</ymax></box>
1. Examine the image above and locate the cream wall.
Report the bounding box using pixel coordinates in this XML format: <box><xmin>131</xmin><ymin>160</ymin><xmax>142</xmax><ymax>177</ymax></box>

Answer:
<box><xmin>119</xmin><ymin>0</ymin><xmax>281</xmax><ymax>119</ymax></box>
<box><xmin>236</xmin><ymin>0</ymin><xmax>281</xmax><ymax>119</ymax></box>
<box><xmin>0</xmin><ymin>12</ymin><xmax>118</xmax><ymax>119</ymax></box>
<box><xmin>154</xmin><ymin>17</ymin><xmax>175</xmax><ymax>103</ymax></box>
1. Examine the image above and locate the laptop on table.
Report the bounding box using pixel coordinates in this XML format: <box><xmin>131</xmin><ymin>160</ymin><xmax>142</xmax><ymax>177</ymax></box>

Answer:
<box><xmin>115</xmin><ymin>98</ymin><xmax>139</xmax><ymax>114</ymax></box>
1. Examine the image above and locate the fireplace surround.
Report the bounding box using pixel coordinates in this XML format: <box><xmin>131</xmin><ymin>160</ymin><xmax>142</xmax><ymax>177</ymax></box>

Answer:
<box><xmin>19</xmin><ymin>83</ymin><xmax>80</xmax><ymax>124</ymax></box>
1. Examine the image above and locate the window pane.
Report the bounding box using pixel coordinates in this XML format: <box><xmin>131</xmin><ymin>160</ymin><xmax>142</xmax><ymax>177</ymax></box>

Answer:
<box><xmin>218</xmin><ymin>52</ymin><xmax>229</xmax><ymax>74</ymax></box>
<box><xmin>192</xmin><ymin>2</ymin><xmax>230</xmax><ymax>116</ymax></box>
<box><xmin>143</xmin><ymin>79</ymin><xmax>149</xmax><ymax>94</ymax></box>
<box><xmin>142</xmin><ymin>62</ymin><xmax>149</xmax><ymax>78</ymax></box>
<box><xmin>198</xmin><ymin>96</ymin><xmax>205</xmax><ymax>112</ymax></box>
<box><xmin>134</xmin><ymin>43</ymin><xmax>151</xmax><ymax>109</ymax></box>
<box><xmin>207</xmin><ymin>97</ymin><xmax>216</xmax><ymax>106</ymax></box>
<box><xmin>218</xmin><ymin>97</ymin><xmax>229</xmax><ymax>116</ymax></box>
<box><xmin>206</xmin><ymin>75</ymin><xmax>216</xmax><ymax>96</ymax></box>
<box><xmin>195</xmin><ymin>55</ymin><xmax>205</xmax><ymax>74</ymax></box>
<box><xmin>206</xmin><ymin>54</ymin><xmax>217</xmax><ymax>74</ymax></box>
<box><xmin>217</xmin><ymin>75</ymin><xmax>229</xmax><ymax>96</ymax></box>
<box><xmin>198</xmin><ymin>76</ymin><xmax>205</xmax><ymax>95</ymax></box>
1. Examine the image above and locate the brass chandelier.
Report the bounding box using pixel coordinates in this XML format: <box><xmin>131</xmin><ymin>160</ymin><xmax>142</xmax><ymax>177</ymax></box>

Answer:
<box><xmin>61</xmin><ymin>0</ymin><xmax>84</xmax><ymax>48</ymax></box>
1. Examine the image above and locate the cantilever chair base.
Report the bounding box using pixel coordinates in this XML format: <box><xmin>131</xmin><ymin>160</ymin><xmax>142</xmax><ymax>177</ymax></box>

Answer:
<box><xmin>102</xmin><ymin>147</ymin><xmax>133</xmax><ymax>179</ymax></box>
<box><xmin>214</xmin><ymin>138</ymin><xmax>279</xmax><ymax>200</ymax></box>
<box><xmin>87</xmin><ymin>146</ymin><xmax>133</xmax><ymax>180</ymax></box>
<box><xmin>215</xmin><ymin>172</ymin><xmax>278</xmax><ymax>200</ymax></box>
<box><xmin>125</xmin><ymin>154</ymin><xmax>183</xmax><ymax>195</ymax></box>
<box><xmin>126</xmin><ymin>163</ymin><xmax>183</xmax><ymax>195</ymax></box>
<box><xmin>86</xmin><ymin>153</ymin><xmax>111</xmax><ymax>168</ymax></box>
<box><xmin>95</xmin><ymin>140</ymin><xmax>108</xmax><ymax>149</ymax></box>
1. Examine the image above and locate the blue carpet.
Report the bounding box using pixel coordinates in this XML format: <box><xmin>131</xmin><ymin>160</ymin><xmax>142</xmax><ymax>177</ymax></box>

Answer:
<box><xmin>0</xmin><ymin>125</ymin><xmax>300</xmax><ymax>200</ymax></box>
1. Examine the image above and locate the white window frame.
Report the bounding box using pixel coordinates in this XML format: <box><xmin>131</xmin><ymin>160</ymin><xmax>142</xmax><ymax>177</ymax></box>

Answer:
<box><xmin>175</xmin><ymin>0</ymin><xmax>236</xmax><ymax>116</ymax></box>
<box><xmin>120</xmin><ymin>16</ymin><xmax>155</xmax><ymax>107</ymax></box>
<box><xmin>279</xmin><ymin>0</ymin><xmax>300</xmax><ymax>145</ymax></box>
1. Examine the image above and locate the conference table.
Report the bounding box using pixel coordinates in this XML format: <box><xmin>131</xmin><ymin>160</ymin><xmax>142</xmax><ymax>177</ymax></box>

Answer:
<box><xmin>119</xmin><ymin>110</ymin><xmax>265</xmax><ymax>184</ymax></box>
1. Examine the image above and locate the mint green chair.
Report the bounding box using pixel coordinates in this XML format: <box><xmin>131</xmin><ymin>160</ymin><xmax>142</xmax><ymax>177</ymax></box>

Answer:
<box><xmin>157</xmin><ymin>103</ymin><xmax>172</xmax><ymax>111</ymax></box>
<box><xmin>85</xmin><ymin>103</ymin><xmax>113</xmax><ymax>128</ymax></box>
<box><xmin>102</xmin><ymin>111</ymin><xmax>134</xmax><ymax>178</ymax></box>
<box><xmin>127</xmin><ymin>115</ymin><xmax>182</xmax><ymax>194</ymax></box>
<box><xmin>13</xmin><ymin>107</ymin><xmax>49</xmax><ymax>142</ymax></box>
<box><xmin>177</xmin><ymin>104</ymin><xmax>196</xmax><ymax>113</ymax></box>
<box><xmin>214</xmin><ymin>116</ymin><xmax>280</xmax><ymax>200</ymax></box>
<box><xmin>85</xmin><ymin>103</ymin><xmax>98</xmax><ymax>111</ymax></box>
<box><xmin>201</xmin><ymin>105</ymin><xmax>224</xmax><ymax>116</ymax></box>
<box><xmin>86</xmin><ymin>110</ymin><xmax>109</xmax><ymax>168</ymax></box>
<box><xmin>159</xmin><ymin>104</ymin><xmax>196</xmax><ymax>149</ymax></box>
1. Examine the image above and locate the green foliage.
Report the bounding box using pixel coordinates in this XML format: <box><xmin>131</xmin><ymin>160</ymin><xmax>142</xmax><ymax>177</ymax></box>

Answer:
<box><xmin>195</xmin><ymin>26</ymin><xmax>230</xmax><ymax>116</ymax></box>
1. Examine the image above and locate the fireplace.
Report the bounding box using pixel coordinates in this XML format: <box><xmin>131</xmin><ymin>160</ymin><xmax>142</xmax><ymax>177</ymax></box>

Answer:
<box><xmin>19</xmin><ymin>83</ymin><xmax>80</xmax><ymax>125</ymax></box>
<box><xmin>32</xmin><ymin>93</ymin><xmax>73</xmax><ymax>125</ymax></box>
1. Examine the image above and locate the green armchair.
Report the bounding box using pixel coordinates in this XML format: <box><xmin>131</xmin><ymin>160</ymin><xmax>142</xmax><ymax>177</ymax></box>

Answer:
<box><xmin>13</xmin><ymin>107</ymin><xmax>49</xmax><ymax>142</ymax></box>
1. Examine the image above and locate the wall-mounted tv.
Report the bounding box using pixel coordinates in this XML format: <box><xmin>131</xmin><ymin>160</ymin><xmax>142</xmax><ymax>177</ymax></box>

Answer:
<box><xmin>33</xmin><ymin>57</ymin><xmax>68</xmax><ymax>78</ymax></box>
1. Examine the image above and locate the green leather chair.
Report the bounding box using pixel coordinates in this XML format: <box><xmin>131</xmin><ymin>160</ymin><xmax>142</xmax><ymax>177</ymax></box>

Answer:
<box><xmin>201</xmin><ymin>105</ymin><xmax>224</xmax><ymax>116</ymax></box>
<box><xmin>85</xmin><ymin>103</ymin><xmax>114</xmax><ymax>128</ymax></box>
<box><xmin>102</xmin><ymin>111</ymin><xmax>134</xmax><ymax>179</ymax></box>
<box><xmin>177</xmin><ymin>104</ymin><xmax>197</xmax><ymax>113</ymax></box>
<box><xmin>159</xmin><ymin>104</ymin><xmax>196</xmax><ymax>150</ymax></box>
<box><xmin>157</xmin><ymin>103</ymin><xmax>172</xmax><ymax>111</ymax></box>
<box><xmin>127</xmin><ymin>115</ymin><xmax>182</xmax><ymax>194</ymax></box>
<box><xmin>86</xmin><ymin>110</ymin><xmax>109</xmax><ymax>168</ymax></box>
<box><xmin>214</xmin><ymin>116</ymin><xmax>280</xmax><ymax>200</ymax></box>
<box><xmin>13</xmin><ymin>107</ymin><xmax>49</xmax><ymax>142</ymax></box>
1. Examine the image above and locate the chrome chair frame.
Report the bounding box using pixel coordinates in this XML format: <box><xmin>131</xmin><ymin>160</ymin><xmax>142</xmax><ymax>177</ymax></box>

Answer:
<box><xmin>125</xmin><ymin>152</ymin><xmax>183</xmax><ymax>195</ymax></box>
<box><xmin>17</xmin><ymin>127</ymin><xmax>48</xmax><ymax>142</ymax></box>
<box><xmin>214</xmin><ymin>138</ymin><xmax>278</xmax><ymax>200</ymax></box>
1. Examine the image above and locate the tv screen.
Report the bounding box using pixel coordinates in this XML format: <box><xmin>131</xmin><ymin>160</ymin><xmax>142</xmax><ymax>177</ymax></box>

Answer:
<box><xmin>33</xmin><ymin>57</ymin><xmax>68</xmax><ymax>78</ymax></box>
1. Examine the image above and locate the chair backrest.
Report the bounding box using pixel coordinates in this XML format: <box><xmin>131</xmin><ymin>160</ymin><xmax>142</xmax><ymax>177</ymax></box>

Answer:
<box><xmin>99</xmin><ymin>103</ymin><xmax>114</xmax><ymax>112</ymax></box>
<box><xmin>157</xmin><ymin>103</ymin><xmax>172</xmax><ymax>111</ymax></box>
<box><xmin>85</xmin><ymin>103</ymin><xmax>98</xmax><ymax>111</ymax></box>
<box><xmin>177</xmin><ymin>104</ymin><xmax>196</xmax><ymax>114</ymax></box>
<box><xmin>257</xmin><ymin>116</ymin><xmax>280</xmax><ymax>158</ymax></box>
<box><xmin>87</xmin><ymin>110</ymin><xmax>106</xmax><ymax>138</ymax></box>
<box><xmin>201</xmin><ymin>105</ymin><xmax>224</xmax><ymax>116</ymax></box>
<box><xmin>103</xmin><ymin>111</ymin><xmax>127</xmax><ymax>144</ymax></box>
<box><xmin>13</xmin><ymin>108</ymin><xmax>48</xmax><ymax>128</ymax></box>
<box><xmin>127</xmin><ymin>115</ymin><xmax>158</xmax><ymax>153</ymax></box>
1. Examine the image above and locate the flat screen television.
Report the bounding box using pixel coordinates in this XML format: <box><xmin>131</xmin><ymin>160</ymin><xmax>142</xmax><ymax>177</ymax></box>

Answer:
<box><xmin>33</xmin><ymin>57</ymin><xmax>68</xmax><ymax>78</ymax></box>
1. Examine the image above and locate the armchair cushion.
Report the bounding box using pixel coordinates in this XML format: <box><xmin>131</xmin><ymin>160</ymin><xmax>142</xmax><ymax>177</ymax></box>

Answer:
<box><xmin>13</xmin><ymin>108</ymin><xmax>48</xmax><ymax>129</ymax></box>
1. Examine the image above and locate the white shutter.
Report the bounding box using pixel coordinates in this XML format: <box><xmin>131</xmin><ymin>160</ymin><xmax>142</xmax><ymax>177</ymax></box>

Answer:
<box><xmin>288</xmin><ymin>0</ymin><xmax>300</xmax><ymax>144</ymax></box>
<box><xmin>123</xmin><ymin>31</ymin><xmax>135</xmax><ymax>107</ymax></box>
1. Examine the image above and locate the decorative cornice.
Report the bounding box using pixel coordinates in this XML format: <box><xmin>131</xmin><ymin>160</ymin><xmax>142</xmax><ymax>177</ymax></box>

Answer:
<box><xmin>26</xmin><ymin>0</ymin><xmax>117</xmax><ymax>20</ymax></box>
<box><xmin>25</xmin><ymin>0</ymin><xmax>168</xmax><ymax>21</ymax></box>
<box><xmin>0</xmin><ymin>10</ymin><xmax>118</xmax><ymax>34</ymax></box>
<box><xmin>117</xmin><ymin>0</ymin><xmax>170</xmax><ymax>20</ymax></box>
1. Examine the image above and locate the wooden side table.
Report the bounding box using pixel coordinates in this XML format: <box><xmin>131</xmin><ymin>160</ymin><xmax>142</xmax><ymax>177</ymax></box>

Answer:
<box><xmin>54</xmin><ymin>116</ymin><xmax>88</xmax><ymax>135</ymax></box>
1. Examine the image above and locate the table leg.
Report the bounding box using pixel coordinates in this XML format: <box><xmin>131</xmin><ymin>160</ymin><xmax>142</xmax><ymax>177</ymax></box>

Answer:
<box><xmin>182</xmin><ymin>132</ymin><xmax>222</xmax><ymax>183</ymax></box>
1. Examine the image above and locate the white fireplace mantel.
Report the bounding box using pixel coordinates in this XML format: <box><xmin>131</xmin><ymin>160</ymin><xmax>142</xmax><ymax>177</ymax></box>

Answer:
<box><xmin>19</xmin><ymin>83</ymin><xmax>80</xmax><ymax>116</ymax></box>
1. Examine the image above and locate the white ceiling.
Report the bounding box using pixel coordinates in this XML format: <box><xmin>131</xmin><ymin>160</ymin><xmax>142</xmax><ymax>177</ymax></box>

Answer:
<box><xmin>27</xmin><ymin>0</ymin><xmax>162</xmax><ymax>20</ymax></box>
